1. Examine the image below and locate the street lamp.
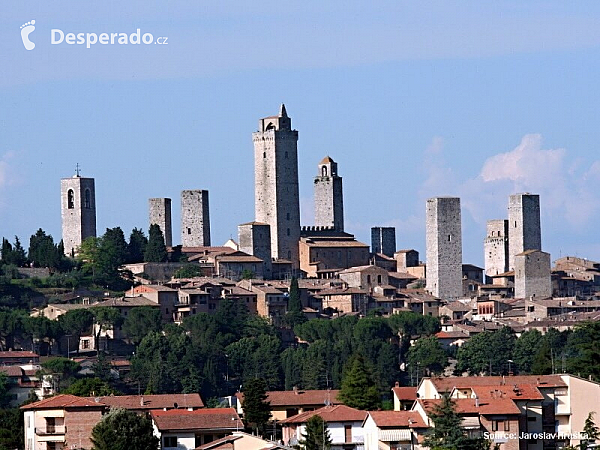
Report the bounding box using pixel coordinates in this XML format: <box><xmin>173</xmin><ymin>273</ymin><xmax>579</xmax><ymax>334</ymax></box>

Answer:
<box><xmin>65</xmin><ymin>334</ymin><xmax>72</xmax><ymax>359</ymax></box>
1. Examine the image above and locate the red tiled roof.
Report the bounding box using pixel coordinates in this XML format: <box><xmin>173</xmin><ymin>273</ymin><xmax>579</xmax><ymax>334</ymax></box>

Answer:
<box><xmin>195</xmin><ymin>435</ymin><xmax>242</xmax><ymax>450</ymax></box>
<box><xmin>367</xmin><ymin>411</ymin><xmax>427</xmax><ymax>428</ymax></box>
<box><xmin>21</xmin><ymin>394</ymin><xmax>105</xmax><ymax>410</ymax></box>
<box><xmin>151</xmin><ymin>408</ymin><xmax>242</xmax><ymax>432</ymax></box>
<box><xmin>0</xmin><ymin>351</ymin><xmax>38</xmax><ymax>359</ymax></box>
<box><xmin>469</xmin><ymin>384</ymin><xmax>544</xmax><ymax>401</ymax></box>
<box><xmin>237</xmin><ymin>389</ymin><xmax>341</xmax><ymax>407</ymax></box>
<box><xmin>391</xmin><ymin>387</ymin><xmax>417</xmax><ymax>402</ymax></box>
<box><xmin>279</xmin><ymin>405</ymin><xmax>367</xmax><ymax>424</ymax></box>
<box><xmin>91</xmin><ymin>393</ymin><xmax>204</xmax><ymax>410</ymax></box>
<box><xmin>418</xmin><ymin>398</ymin><xmax>520</xmax><ymax>415</ymax></box>
<box><xmin>427</xmin><ymin>375</ymin><xmax>566</xmax><ymax>392</ymax></box>
<box><xmin>435</xmin><ymin>331</ymin><xmax>469</xmax><ymax>339</ymax></box>
<box><xmin>0</xmin><ymin>366</ymin><xmax>24</xmax><ymax>377</ymax></box>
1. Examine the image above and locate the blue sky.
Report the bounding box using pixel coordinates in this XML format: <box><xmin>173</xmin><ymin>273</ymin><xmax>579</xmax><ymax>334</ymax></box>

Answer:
<box><xmin>2</xmin><ymin>1</ymin><xmax>600</xmax><ymax>266</ymax></box>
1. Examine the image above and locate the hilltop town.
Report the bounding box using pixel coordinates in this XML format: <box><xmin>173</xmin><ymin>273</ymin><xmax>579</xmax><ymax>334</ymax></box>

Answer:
<box><xmin>2</xmin><ymin>105</ymin><xmax>600</xmax><ymax>450</ymax></box>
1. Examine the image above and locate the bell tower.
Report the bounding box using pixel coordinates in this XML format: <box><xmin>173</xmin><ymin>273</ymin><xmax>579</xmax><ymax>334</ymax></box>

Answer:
<box><xmin>61</xmin><ymin>165</ymin><xmax>96</xmax><ymax>256</ymax></box>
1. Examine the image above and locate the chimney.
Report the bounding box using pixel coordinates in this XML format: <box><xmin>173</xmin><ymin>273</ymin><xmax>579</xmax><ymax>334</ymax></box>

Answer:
<box><xmin>293</xmin><ymin>386</ymin><xmax>298</xmax><ymax>395</ymax></box>
<box><xmin>475</xmin><ymin>395</ymin><xmax>479</xmax><ymax>408</ymax></box>
<box><xmin>140</xmin><ymin>396</ymin><xmax>144</xmax><ymax>406</ymax></box>
<box><xmin>395</xmin><ymin>381</ymin><xmax>400</xmax><ymax>387</ymax></box>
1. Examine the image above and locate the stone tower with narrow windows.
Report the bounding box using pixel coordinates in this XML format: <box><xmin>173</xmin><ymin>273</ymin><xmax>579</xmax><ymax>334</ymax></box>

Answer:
<box><xmin>314</xmin><ymin>156</ymin><xmax>344</xmax><ymax>231</ymax></box>
<box><xmin>425</xmin><ymin>197</ymin><xmax>463</xmax><ymax>300</ymax></box>
<box><xmin>508</xmin><ymin>193</ymin><xmax>541</xmax><ymax>271</ymax></box>
<box><xmin>253</xmin><ymin>104</ymin><xmax>301</xmax><ymax>268</ymax></box>
<box><xmin>181</xmin><ymin>190</ymin><xmax>211</xmax><ymax>247</ymax></box>
<box><xmin>484</xmin><ymin>219</ymin><xmax>509</xmax><ymax>280</ymax></box>
<box><xmin>61</xmin><ymin>169</ymin><xmax>96</xmax><ymax>256</ymax></box>
<box><xmin>149</xmin><ymin>198</ymin><xmax>172</xmax><ymax>248</ymax></box>
<box><xmin>238</xmin><ymin>222</ymin><xmax>272</xmax><ymax>278</ymax></box>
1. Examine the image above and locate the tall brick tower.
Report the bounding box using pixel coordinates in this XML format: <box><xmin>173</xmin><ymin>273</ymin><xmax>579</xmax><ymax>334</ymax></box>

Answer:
<box><xmin>253</xmin><ymin>104</ymin><xmax>301</xmax><ymax>268</ymax></box>
<box><xmin>61</xmin><ymin>167</ymin><xmax>96</xmax><ymax>256</ymax></box>
<box><xmin>425</xmin><ymin>197</ymin><xmax>462</xmax><ymax>300</ymax></box>
<box><xmin>149</xmin><ymin>198</ymin><xmax>172</xmax><ymax>247</ymax></box>
<box><xmin>181</xmin><ymin>190</ymin><xmax>211</xmax><ymax>247</ymax></box>
<box><xmin>508</xmin><ymin>193</ymin><xmax>541</xmax><ymax>271</ymax></box>
<box><xmin>314</xmin><ymin>156</ymin><xmax>344</xmax><ymax>231</ymax></box>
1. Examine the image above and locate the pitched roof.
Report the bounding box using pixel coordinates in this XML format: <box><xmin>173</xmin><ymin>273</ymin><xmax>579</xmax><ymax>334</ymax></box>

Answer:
<box><xmin>426</xmin><ymin>375</ymin><xmax>566</xmax><ymax>392</ymax></box>
<box><xmin>367</xmin><ymin>411</ymin><xmax>427</xmax><ymax>428</ymax></box>
<box><xmin>196</xmin><ymin>435</ymin><xmax>242</xmax><ymax>450</ymax></box>
<box><xmin>418</xmin><ymin>397</ymin><xmax>520</xmax><ymax>416</ymax></box>
<box><xmin>237</xmin><ymin>389</ymin><xmax>341</xmax><ymax>407</ymax></box>
<box><xmin>91</xmin><ymin>393</ymin><xmax>204</xmax><ymax>410</ymax></box>
<box><xmin>0</xmin><ymin>366</ymin><xmax>24</xmax><ymax>377</ymax></box>
<box><xmin>391</xmin><ymin>386</ymin><xmax>417</xmax><ymax>402</ymax></box>
<box><xmin>151</xmin><ymin>408</ymin><xmax>242</xmax><ymax>432</ymax></box>
<box><xmin>279</xmin><ymin>405</ymin><xmax>367</xmax><ymax>424</ymax></box>
<box><xmin>469</xmin><ymin>384</ymin><xmax>544</xmax><ymax>401</ymax></box>
<box><xmin>0</xmin><ymin>351</ymin><xmax>39</xmax><ymax>359</ymax></box>
<box><xmin>21</xmin><ymin>394</ymin><xmax>105</xmax><ymax>410</ymax></box>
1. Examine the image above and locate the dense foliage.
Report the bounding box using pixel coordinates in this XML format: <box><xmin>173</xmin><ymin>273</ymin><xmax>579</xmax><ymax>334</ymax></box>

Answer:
<box><xmin>90</xmin><ymin>407</ymin><xmax>159</xmax><ymax>450</ymax></box>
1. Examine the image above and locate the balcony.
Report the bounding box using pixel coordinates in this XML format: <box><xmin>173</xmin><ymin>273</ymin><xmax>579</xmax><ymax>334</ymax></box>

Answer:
<box><xmin>35</xmin><ymin>425</ymin><xmax>66</xmax><ymax>436</ymax></box>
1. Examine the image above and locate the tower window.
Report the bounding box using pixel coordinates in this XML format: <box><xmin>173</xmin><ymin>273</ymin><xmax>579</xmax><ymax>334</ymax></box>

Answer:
<box><xmin>187</xmin><ymin>228</ymin><xmax>192</xmax><ymax>234</ymax></box>
<box><xmin>448</xmin><ymin>234</ymin><xmax>452</xmax><ymax>242</ymax></box>
<box><xmin>285</xmin><ymin>151</ymin><xmax>288</xmax><ymax>159</ymax></box>
<box><xmin>67</xmin><ymin>189</ymin><xmax>74</xmax><ymax>209</ymax></box>
<box><xmin>263</xmin><ymin>152</ymin><xmax>266</xmax><ymax>159</ymax></box>
<box><xmin>286</xmin><ymin>213</ymin><xmax>290</xmax><ymax>220</ymax></box>
<box><xmin>322</xmin><ymin>166</ymin><xmax>328</xmax><ymax>177</ymax></box>
<box><xmin>84</xmin><ymin>189</ymin><xmax>91</xmax><ymax>209</ymax></box>
<box><xmin>287</xmin><ymin>228</ymin><xmax>290</xmax><ymax>236</ymax></box>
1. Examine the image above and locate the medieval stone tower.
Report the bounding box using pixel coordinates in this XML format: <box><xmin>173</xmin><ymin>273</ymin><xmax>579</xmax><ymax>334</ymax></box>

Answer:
<box><xmin>371</xmin><ymin>227</ymin><xmax>396</xmax><ymax>257</ymax></box>
<box><xmin>61</xmin><ymin>170</ymin><xmax>96</xmax><ymax>256</ymax></box>
<box><xmin>508</xmin><ymin>193</ymin><xmax>541</xmax><ymax>271</ymax></box>
<box><xmin>238</xmin><ymin>222</ymin><xmax>272</xmax><ymax>278</ymax></box>
<box><xmin>253</xmin><ymin>104</ymin><xmax>301</xmax><ymax>268</ymax></box>
<box><xmin>181</xmin><ymin>190</ymin><xmax>211</xmax><ymax>247</ymax></box>
<box><xmin>425</xmin><ymin>197</ymin><xmax>463</xmax><ymax>300</ymax></box>
<box><xmin>484</xmin><ymin>219</ymin><xmax>509</xmax><ymax>279</ymax></box>
<box><xmin>514</xmin><ymin>249</ymin><xmax>552</xmax><ymax>298</ymax></box>
<box><xmin>149</xmin><ymin>198</ymin><xmax>172</xmax><ymax>247</ymax></box>
<box><xmin>314</xmin><ymin>156</ymin><xmax>344</xmax><ymax>231</ymax></box>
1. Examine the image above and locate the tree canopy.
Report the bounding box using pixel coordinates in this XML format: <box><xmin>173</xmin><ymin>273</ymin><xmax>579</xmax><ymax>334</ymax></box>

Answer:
<box><xmin>338</xmin><ymin>354</ymin><xmax>380</xmax><ymax>410</ymax></box>
<box><xmin>91</xmin><ymin>407</ymin><xmax>159</xmax><ymax>450</ymax></box>
<box><xmin>144</xmin><ymin>224</ymin><xmax>167</xmax><ymax>262</ymax></box>
<box><xmin>241</xmin><ymin>378</ymin><xmax>272</xmax><ymax>436</ymax></box>
<box><xmin>300</xmin><ymin>415</ymin><xmax>332</xmax><ymax>450</ymax></box>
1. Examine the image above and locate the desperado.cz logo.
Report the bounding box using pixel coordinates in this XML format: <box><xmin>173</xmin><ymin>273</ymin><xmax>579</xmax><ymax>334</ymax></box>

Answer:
<box><xmin>20</xmin><ymin>19</ymin><xmax>168</xmax><ymax>50</ymax></box>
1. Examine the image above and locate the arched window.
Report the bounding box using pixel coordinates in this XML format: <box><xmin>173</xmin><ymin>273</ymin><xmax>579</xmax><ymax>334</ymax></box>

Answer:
<box><xmin>84</xmin><ymin>189</ymin><xmax>91</xmax><ymax>209</ymax></box>
<box><xmin>321</xmin><ymin>166</ymin><xmax>328</xmax><ymax>177</ymax></box>
<box><xmin>67</xmin><ymin>189</ymin><xmax>74</xmax><ymax>209</ymax></box>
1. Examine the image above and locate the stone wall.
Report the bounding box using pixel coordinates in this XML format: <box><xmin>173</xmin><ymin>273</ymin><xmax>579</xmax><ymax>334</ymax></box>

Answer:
<box><xmin>181</xmin><ymin>190</ymin><xmax>211</xmax><ymax>247</ymax></box>
<box><xmin>149</xmin><ymin>198</ymin><xmax>172</xmax><ymax>247</ymax></box>
<box><xmin>425</xmin><ymin>197</ymin><xmax>462</xmax><ymax>300</ymax></box>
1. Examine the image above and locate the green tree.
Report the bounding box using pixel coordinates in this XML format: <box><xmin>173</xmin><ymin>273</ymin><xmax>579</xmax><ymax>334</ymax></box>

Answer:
<box><xmin>97</xmin><ymin>227</ymin><xmax>128</xmax><ymax>279</ymax></box>
<box><xmin>126</xmin><ymin>228</ymin><xmax>148</xmax><ymax>263</ymax></box>
<box><xmin>407</xmin><ymin>336</ymin><xmax>448</xmax><ymax>376</ymax></box>
<box><xmin>455</xmin><ymin>327</ymin><xmax>516</xmax><ymax>376</ymax></box>
<box><xmin>144</xmin><ymin>224</ymin><xmax>167</xmax><ymax>262</ymax></box>
<box><xmin>566</xmin><ymin>322</ymin><xmax>600</xmax><ymax>381</ymax></box>
<box><xmin>0</xmin><ymin>408</ymin><xmax>24</xmax><ymax>450</ymax></box>
<box><xmin>41</xmin><ymin>357</ymin><xmax>81</xmax><ymax>391</ymax></box>
<box><xmin>300</xmin><ymin>415</ymin><xmax>332</xmax><ymax>450</ymax></box>
<box><xmin>28</xmin><ymin>229</ymin><xmax>62</xmax><ymax>269</ymax></box>
<box><xmin>284</xmin><ymin>277</ymin><xmax>306</xmax><ymax>328</ymax></box>
<box><xmin>58</xmin><ymin>309</ymin><xmax>94</xmax><ymax>355</ymax></box>
<box><xmin>338</xmin><ymin>354</ymin><xmax>380</xmax><ymax>410</ymax></box>
<box><xmin>90</xmin><ymin>407</ymin><xmax>159</xmax><ymax>450</ymax></box>
<box><xmin>581</xmin><ymin>411</ymin><xmax>600</xmax><ymax>449</ymax></box>
<box><xmin>122</xmin><ymin>307</ymin><xmax>162</xmax><ymax>345</ymax></box>
<box><xmin>78</xmin><ymin>237</ymin><xmax>101</xmax><ymax>280</ymax></box>
<box><xmin>513</xmin><ymin>330</ymin><xmax>544</xmax><ymax>374</ymax></box>
<box><xmin>422</xmin><ymin>393</ymin><xmax>491</xmax><ymax>450</ymax></box>
<box><xmin>1</xmin><ymin>237</ymin><xmax>26</xmax><ymax>267</ymax></box>
<box><xmin>241</xmin><ymin>378</ymin><xmax>271</xmax><ymax>436</ymax></box>
<box><xmin>91</xmin><ymin>307</ymin><xmax>124</xmax><ymax>352</ymax></box>
<box><xmin>63</xmin><ymin>377</ymin><xmax>118</xmax><ymax>396</ymax></box>
<box><xmin>173</xmin><ymin>264</ymin><xmax>203</xmax><ymax>279</ymax></box>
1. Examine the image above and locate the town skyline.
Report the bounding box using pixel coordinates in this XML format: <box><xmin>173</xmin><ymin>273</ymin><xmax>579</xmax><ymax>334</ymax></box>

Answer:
<box><xmin>3</xmin><ymin>2</ymin><xmax>600</xmax><ymax>266</ymax></box>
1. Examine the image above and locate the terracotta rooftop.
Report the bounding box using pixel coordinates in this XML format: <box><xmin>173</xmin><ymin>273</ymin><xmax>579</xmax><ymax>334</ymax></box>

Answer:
<box><xmin>391</xmin><ymin>386</ymin><xmax>417</xmax><ymax>401</ymax></box>
<box><xmin>151</xmin><ymin>408</ymin><xmax>242</xmax><ymax>432</ymax></box>
<box><xmin>237</xmin><ymin>389</ymin><xmax>341</xmax><ymax>407</ymax></box>
<box><xmin>468</xmin><ymin>384</ymin><xmax>544</xmax><ymax>401</ymax></box>
<box><xmin>0</xmin><ymin>351</ymin><xmax>39</xmax><ymax>359</ymax></box>
<box><xmin>418</xmin><ymin>397</ymin><xmax>520</xmax><ymax>415</ymax></box>
<box><xmin>435</xmin><ymin>331</ymin><xmax>470</xmax><ymax>339</ymax></box>
<box><xmin>196</xmin><ymin>435</ymin><xmax>242</xmax><ymax>450</ymax></box>
<box><xmin>279</xmin><ymin>405</ymin><xmax>367</xmax><ymax>424</ymax></box>
<box><xmin>96</xmin><ymin>296</ymin><xmax>158</xmax><ymax>307</ymax></box>
<box><xmin>426</xmin><ymin>375</ymin><xmax>566</xmax><ymax>392</ymax></box>
<box><xmin>91</xmin><ymin>393</ymin><xmax>204</xmax><ymax>410</ymax></box>
<box><xmin>367</xmin><ymin>411</ymin><xmax>427</xmax><ymax>428</ymax></box>
<box><xmin>0</xmin><ymin>366</ymin><xmax>24</xmax><ymax>377</ymax></box>
<box><xmin>21</xmin><ymin>394</ymin><xmax>105</xmax><ymax>410</ymax></box>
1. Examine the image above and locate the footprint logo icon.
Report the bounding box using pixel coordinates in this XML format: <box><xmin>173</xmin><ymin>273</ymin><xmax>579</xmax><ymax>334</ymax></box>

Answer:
<box><xmin>20</xmin><ymin>20</ymin><xmax>36</xmax><ymax>50</ymax></box>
